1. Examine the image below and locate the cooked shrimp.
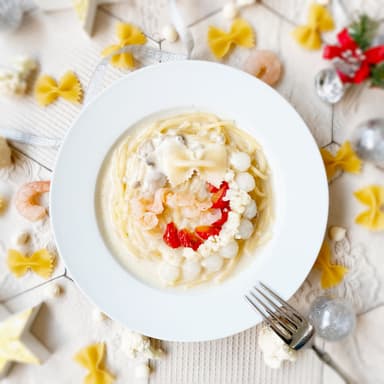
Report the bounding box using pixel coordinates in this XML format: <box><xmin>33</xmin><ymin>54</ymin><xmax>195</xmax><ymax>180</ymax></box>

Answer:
<box><xmin>15</xmin><ymin>181</ymin><xmax>50</xmax><ymax>221</ymax></box>
<box><xmin>148</xmin><ymin>188</ymin><xmax>168</xmax><ymax>214</ymax></box>
<box><xmin>243</xmin><ymin>50</ymin><xmax>282</xmax><ymax>86</ymax></box>
<box><xmin>140</xmin><ymin>212</ymin><xmax>159</xmax><ymax>230</ymax></box>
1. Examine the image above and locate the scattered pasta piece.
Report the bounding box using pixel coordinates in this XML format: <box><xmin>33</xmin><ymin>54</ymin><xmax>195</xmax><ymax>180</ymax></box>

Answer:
<box><xmin>354</xmin><ymin>185</ymin><xmax>384</xmax><ymax>231</ymax></box>
<box><xmin>208</xmin><ymin>18</ymin><xmax>255</xmax><ymax>59</ymax></box>
<box><xmin>102</xmin><ymin>23</ymin><xmax>147</xmax><ymax>69</ymax></box>
<box><xmin>292</xmin><ymin>3</ymin><xmax>334</xmax><ymax>50</ymax></box>
<box><xmin>314</xmin><ymin>241</ymin><xmax>348</xmax><ymax>289</ymax></box>
<box><xmin>35</xmin><ymin>71</ymin><xmax>83</xmax><ymax>106</ymax></box>
<box><xmin>161</xmin><ymin>24</ymin><xmax>178</xmax><ymax>42</ymax></box>
<box><xmin>74</xmin><ymin>343</ymin><xmax>115</xmax><ymax>384</ymax></box>
<box><xmin>0</xmin><ymin>137</ymin><xmax>12</xmax><ymax>168</ymax></box>
<box><xmin>320</xmin><ymin>141</ymin><xmax>362</xmax><ymax>180</ymax></box>
<box><xmin>7</xmin><ymin>248</ymin><xmax>56</xmax><ymax>279</ymax></box>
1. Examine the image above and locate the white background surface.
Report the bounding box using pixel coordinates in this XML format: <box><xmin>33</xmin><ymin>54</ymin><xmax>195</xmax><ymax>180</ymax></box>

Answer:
<box><xmin>0</xmin><ymin>0</ymin><xmax>383</xmax><ymax>383</ymax></box>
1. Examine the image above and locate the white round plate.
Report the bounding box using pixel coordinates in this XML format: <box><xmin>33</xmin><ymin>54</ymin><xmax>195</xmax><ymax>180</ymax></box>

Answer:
<box><xmin>51</xmin><ymin>60</ymin><xmax>328</xmax><ymax>342</ymax></box>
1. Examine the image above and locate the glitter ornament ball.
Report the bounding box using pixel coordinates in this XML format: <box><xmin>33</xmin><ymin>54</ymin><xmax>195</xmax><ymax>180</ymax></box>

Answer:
<box><xmin>315</xmin><ymin>68</ymin><xmax>345</xmax><ymax>104</ymax></box>
<box><xmin>0</xmin><ymin>0</ymin><xmax>23</xmax><ymax>33</ymax></box>
<box><xmin>309</xmin><ymin>297</ymin><xmax>356</xmax><ymax>342</ymax></box>
<box><xmin>352</xmin><ymin>118</ymin><xmax>384</xmax><ymax>168</ymax></box>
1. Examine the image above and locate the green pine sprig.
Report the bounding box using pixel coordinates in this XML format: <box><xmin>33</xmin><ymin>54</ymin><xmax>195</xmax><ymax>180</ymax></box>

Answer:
<box><xmin>349</xmin><ymin>14</ymin><xmax>379</xmax><ymax>50</ymax></box>
<box><xmin>371</xmin><ymin>63</ymin><xmax>384</xmax><ymax>88</ymax></box>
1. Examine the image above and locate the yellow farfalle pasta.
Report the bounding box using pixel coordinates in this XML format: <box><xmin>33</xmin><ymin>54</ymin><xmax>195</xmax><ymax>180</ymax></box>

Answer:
<box><xmin>292</xmin><ymin>3</ymin><xmax>334</xmax><ymax>50</ymax></box>
<box><xmin>158</xmin><ymin>140</ymin><xmax>227</xmax><ymax>187</ymax></box>
<box><xmin>208</xmin><ymin>18</ymin><xmax>255</xmax><ymax>59</ymax></box>
<box><xmin>354</xmin><ymin>185</ymin><xmax>384</xmax><ymax>231</ymax></box>
<box><xmin>314</xmin><ymin>241</ymin><xmax>348</xmax><ymax>289</ymax></box>
<box><xmin>7</xmin><ymin>248</ymin><xmax>56</xmax><ymax>279</ymax></box>
<box><xmin>102</xmin><ymin>23</ymin><xmax>147</xmax><ymax>69</ymax></box>
<box><xmin>74</xmin><ymin>343</ymin><xmax>115</xmax><ymax>384</ymax></box>
<box><xmin>35</xmin><ymin>71</ymin><xmax>83</xmax><ymax>106</ymax></box>
<box><xmin>320</xmin><ymin>141</ymin><xmax>362</xmax><ymax>181</ymax></box>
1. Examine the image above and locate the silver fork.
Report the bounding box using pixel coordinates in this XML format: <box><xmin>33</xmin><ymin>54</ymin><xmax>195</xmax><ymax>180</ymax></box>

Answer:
<box><xmin>245</xmin><ymin>283</ymin><xmax>354</xmax><ymax>384</ymax></box>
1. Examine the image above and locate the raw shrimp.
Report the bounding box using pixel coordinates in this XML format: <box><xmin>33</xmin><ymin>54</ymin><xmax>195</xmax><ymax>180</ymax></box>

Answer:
<box><xmin>243</xmin><ymin>50</ymin><xmax>282</xmax><ymax>86</ymax></box>
<box><xmin>15</xmin><ymin>181</ymin><xmax>50</xmax><ymax>221</ymax></box>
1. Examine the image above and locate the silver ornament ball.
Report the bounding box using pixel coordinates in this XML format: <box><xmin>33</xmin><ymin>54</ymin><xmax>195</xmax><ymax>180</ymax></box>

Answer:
<box><xmin>0</xmin><ymin>0</ymin><xmax>23</xmax><ymax>33</ymax></box>
<box><xmin>309</xmin><ymin>297</ymin><xmax>356</xmax><ymax>342</ymax></box>
<box><xmin>315</xmin><ymin>68</ymin><xmax>346</xmax><ymax>104</ymax></box>
<box><xmin>352</xmin><ymin>118</ymin><xmax>384</xmax><ymax>168</ymax></box>
<box><xmin>372</xmin><ymin>34</ymin><xmax>384</xmax><ymax>47</ymax></box>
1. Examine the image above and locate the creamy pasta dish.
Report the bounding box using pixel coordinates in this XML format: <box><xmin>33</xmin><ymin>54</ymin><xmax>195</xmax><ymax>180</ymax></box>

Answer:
<box><xmin>97</xmin><ymin>112</ymin><xmax>273</xmax><ymax>288</ymax></box>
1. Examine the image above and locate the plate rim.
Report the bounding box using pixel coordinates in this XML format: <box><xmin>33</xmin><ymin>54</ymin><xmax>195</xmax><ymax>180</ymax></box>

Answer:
<box><xmin>51</xmin><ymin>60</ymin><xmax>329</xmax><ymax>342</ymax></box>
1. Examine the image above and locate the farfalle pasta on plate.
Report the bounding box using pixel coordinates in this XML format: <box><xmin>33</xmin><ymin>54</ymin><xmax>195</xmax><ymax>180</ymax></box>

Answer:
<box><xmin>97</xmin><ymin>113</ymin><xmax>273</xmax><ymax>288</ymax></box>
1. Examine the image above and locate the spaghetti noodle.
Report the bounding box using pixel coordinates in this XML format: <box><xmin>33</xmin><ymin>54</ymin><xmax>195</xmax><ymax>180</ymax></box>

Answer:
<box><xmin>108</xmin><ymin>112</ymin><xmax>273</xmax><ymax>287</ymax></box>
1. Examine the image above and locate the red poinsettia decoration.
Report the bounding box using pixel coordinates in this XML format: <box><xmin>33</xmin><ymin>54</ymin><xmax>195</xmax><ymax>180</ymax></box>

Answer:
<box><xmin>323</xmin><ymin>15</ymin><xmax>384</xmax><ymax>86</ymax></box>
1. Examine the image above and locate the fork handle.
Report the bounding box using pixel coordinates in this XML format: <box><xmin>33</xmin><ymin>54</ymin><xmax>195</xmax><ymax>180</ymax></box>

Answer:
<box><xmin>311</xmin><ymin>344</ymin><xmax>355</xmax><ymax>384</ymax></box>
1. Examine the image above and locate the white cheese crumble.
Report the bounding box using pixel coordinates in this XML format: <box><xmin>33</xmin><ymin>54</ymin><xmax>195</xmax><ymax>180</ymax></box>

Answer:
<box><xmin>198</xmin><ymin>211</ymin><xmax>241</xmax><ymax>258</ymax></box>
<box><xmin>0</xmin><ymin>56</ymin><xmax>37</xmax><ymax>96</ymax></box>
<box><xmin>225</xmin><ymin>184</ymin><xmax>251</xmax><ymax>214</ymax></box>
<box><xmin>121</xmin><ymin>330</ymin><xmax>164</xmax><ymax>360</ymax></box>
<box><xmin>258</xmin><ymin>326</ymin><xmax>297</xmax><ymax>369</ymax></box>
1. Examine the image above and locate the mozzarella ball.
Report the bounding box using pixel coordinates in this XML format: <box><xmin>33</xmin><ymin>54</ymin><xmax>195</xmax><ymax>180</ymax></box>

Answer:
<box><xmin>220</xmin><ymin>240</ymin><xmax>239</xmax><ymax>259</ymax></box>
<box><xmin>45</xmin><ymin>283</ymin><xmax>62</xmax><ymax>299</ymax></box>
<box><xmin>163</xmin><ymin>249</ymin><xmax>183</xmax><ymax>266</ymax></box>
<box><xmin>13</xmin><ymin>231</ymin><xmax>30</xmax><ymax>246</ymax></box>
<box><xmin>236</xmin><ymin>219</ymin><xmax>254</xmax><ymax>239</ymax></box>
<box><xmin>161</xmin><ymin>24</ymin><xmax>178</xmax><ymax>42</ymax></box>
<box><xmin>159</xmin><ymin>263</ymin><xmax>180</xmax><ymax>283</ymax></box>
<box><xmin>235</xmin><ymin>172</ymin><xmax>255</xmax><ymax>192</ymax></box>
<box><xmin>182</xmin><ymin>260</ymin><xmax>202</xmax><ymax>281</ymax></box>
<box><xmin>202</xmin><ymin>255</ymin><xmax>224</xmax><ymax>273</ymax></box>
<box><xmin>244</xmin><ymin>199</ymin><xmax>257</xmax><ymax>219</ymax></box>
<box><xmin>182</xmin><ymin>248</ymin><xmax>200</xmax><ymax>261</ymax></box>
<box><xmin>135</xmin><ymin>362</ymin><xmax>151</xmax><ymax>379</ymax></box>
<box><xmin>328</xmin><ymin>226</ymin><xmax>346</xmax><ymax>242</ymax></box>
<box><xmin>230</xmin><ymin>152</ymin><xmax>251</xmax><ymax>172</ymax></box>
<box><xmin>236</xmin><ymin>0</ymin><xmax>256</xmax><ymax>6</ymax></box>
<box><xmin>93</xmin><ymin>309</ymin><xmax>109</xmax><ymax>322</ymax></box>
<box><xmin>222</xmin><ymin>2</ymin><xmax>238</xmax><ymax>19</ymax></box>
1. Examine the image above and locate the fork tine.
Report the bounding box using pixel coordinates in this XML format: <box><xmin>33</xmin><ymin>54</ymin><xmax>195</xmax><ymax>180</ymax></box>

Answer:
<box><xmin>245</xmin><ymin>294</ymin><xmax>290</xmax><ymax>342</ymax></box>
<box><xmin>259</xmin><ymin>282</ymin><xmax>303</xmax><ymax>320</ymax></box>
<box><xmin>250</xmin><ymin>291</ymin><xmax>296</xmax><ymax>334</ymax></box>
<box><xmin>254</xmin><ymin>287</ymin><xmax>299</xmax><ymax>327</ymax></box>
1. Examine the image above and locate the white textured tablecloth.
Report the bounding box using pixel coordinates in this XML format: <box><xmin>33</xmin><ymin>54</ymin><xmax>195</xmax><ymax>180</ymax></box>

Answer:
<box><xmin>0</xmin><ymin>1</ymin><xmax>383</xmax><ymax>383</ymax></box>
